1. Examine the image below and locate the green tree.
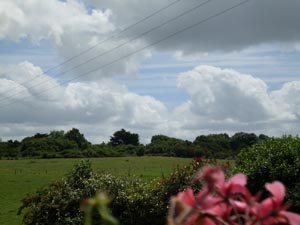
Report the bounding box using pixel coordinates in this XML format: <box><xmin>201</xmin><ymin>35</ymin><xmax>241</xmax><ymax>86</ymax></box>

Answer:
<box><xmin>230</xmin><ymin>132</ymin><xmax>259</xmax><ymax>151</ymax></box>
<box><xmin>49</xmin><ymin>130</ymin><xmax>65</xmax><ymax>138</ymax></box>
<box><xmin>65</xmin><ymin>128</ymin><xmax>90</xmax><ymax>150</ymax></box>
<box><xmin>109</xmin><ymin>129</ymin><xmax>139</xmax><ymax>146</ymax></box>
<box><xmin>193</xmin><ymin>133</ymin><xmax>231</xmax><ymax>158</ymax></box>
<box><xmin>146</xmin><ymin>135</ymin><xmax>191</xmax><ymax>157</ymax></box>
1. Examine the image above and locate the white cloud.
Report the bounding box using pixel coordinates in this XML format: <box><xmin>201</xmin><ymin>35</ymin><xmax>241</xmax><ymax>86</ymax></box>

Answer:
<box><xmin>0</xmin><ymin>0</ymin><xmax>114</xmax><ymax>43</ymax></box>
<box><xmin>1</xmin><ymin>0</ymin><xmax>300</xmax><ymax>142</ymax></box>
<box><xmin>1</xmin><ymin>63</ymin><xmax>300</xmax><ymax>143</ymax></box>
<box><xmin>0</xmin><ymin>62</ymin><xmax>168</xmax><ymax>143</ymax></box>
<box><xmin>271</xmin><ymin>82</ymin><xmax>300</xmax><ymax>119</ymax></box>
<box><xmin>0</xmin><ymin>61</ymin><xmax>64</xmax><ymax>102</ymax></box>
<box><xmin>0</xmin><ymin>0</ymin><xmax>150</xmax><ymax>81</ymax></box>
<box><xmin>171</xmin><ymin>65</ymin><xmax>299</xmax><ymax>140</ymax></box>
<box><xmin>176</xmin><ymin>66</ymin><xmax>278</xmax><ymax>122</ymax></box>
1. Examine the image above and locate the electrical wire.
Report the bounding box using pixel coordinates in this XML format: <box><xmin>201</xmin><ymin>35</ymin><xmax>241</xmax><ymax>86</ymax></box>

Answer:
<box><xmin>0</xmin><ymin>0</ymin><xmax>183</xmax><ymax>100</ymax></box>
<box><xmin>0</xmin><ymin>0</ymin><xmax>212</xmax><ymax>104</ymax></box>
<box><xmin>0</xmin><ymin>0</ymin><xmax>250</xmax><ymax>109</ymax></box>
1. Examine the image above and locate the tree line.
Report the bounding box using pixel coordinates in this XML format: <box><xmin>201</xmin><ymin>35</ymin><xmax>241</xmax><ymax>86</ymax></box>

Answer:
<box><xmin>0</xmin><ymin>128</ymin><xmax>269</xmax><ymax>159</ymax></box>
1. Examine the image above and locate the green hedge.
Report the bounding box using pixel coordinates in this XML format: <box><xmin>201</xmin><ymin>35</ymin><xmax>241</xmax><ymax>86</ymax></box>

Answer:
<box><xmin>234</xmin><ymin>136</ymin><xmax>300</xmax><ymax>210</ymax></box>
<box><xmin>19</xmin><ymin>159</ymin><xmax>204</xmax><ymax>225</ymax></box>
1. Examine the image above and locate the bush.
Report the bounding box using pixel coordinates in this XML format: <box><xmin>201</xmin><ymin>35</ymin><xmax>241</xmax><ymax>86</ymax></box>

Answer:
<box><xmin>19</xmin><ymin>159</ymin><xmax>208</xmax><ymax>225</ymax></box>
<box><xmin>234</xmin><ymin>136</ymin><xmax>300</xmax><ymax>210</ymax></box>
<box><xmin>19</xmin><ymin>160</ymin><xmax>94</xmax><ymax>225</ymax></box>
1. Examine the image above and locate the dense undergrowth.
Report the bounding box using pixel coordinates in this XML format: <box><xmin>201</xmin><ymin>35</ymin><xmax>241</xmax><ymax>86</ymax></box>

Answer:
<box><xmin>235</xmin><ymin>135</ymin><xmax>300</xmax><ymax>211</ymax></box>
<box><xmin>19</xmin><ymin>158</ymin><xmax>206</xmax><ymax>225</ymax></box>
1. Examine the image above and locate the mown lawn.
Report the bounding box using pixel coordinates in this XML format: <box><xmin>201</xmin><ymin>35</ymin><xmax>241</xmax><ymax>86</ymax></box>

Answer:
<box><xmin>0</xmin><ymin>157</ymin><xmax>191</xmax><ymax>225</ymax></box>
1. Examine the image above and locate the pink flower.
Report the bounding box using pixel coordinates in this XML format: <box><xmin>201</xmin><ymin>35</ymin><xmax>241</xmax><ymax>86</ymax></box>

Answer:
<box><xmin>178</xmin><ymin>167</ymin><xmax>249</xmax><ymax>223</ymax></box>
<box><xmin>200</xmin><ymin>166</ymin><xmax>248</xmax><ymax>214</ymax></box>
<box><xmin>200</xmin><ymin>166</ymin><xmax>247</xmax><ymax>197</ymax></box>
<box><xmin>252</xmin><ymin>181</ymin><xmax>300</xmax><ymax>225</ymax></box>
<box><xmin>168</xmin><ymin>166</ymin><xmax>300</xmax><ymax>225</ymax></box>
<box><xmin>177</xmin><ymin>187</ymin><xmax>221</xmax><ymax>214</ymax></box>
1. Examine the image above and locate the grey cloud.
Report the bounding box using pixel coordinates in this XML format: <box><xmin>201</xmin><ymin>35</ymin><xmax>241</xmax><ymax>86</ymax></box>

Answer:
<box><xmin>89</xmin><ymin>0</ymin><xmax>300</xmax><ymax>54</ymax></box>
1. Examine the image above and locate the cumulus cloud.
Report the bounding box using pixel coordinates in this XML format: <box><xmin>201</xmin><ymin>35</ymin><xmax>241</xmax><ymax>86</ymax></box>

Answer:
<box><xmin>2</xmin><ymin>0</ymin><xmax>300</xmax><ymax>83</ymax></box>
<box><xmin>1</xmin><ymin>63</ymin><xmax>300</xmax><ymax>142</ymax></box>
<box><xmin>1</xmin><ymin>0</ymin><xmax>300</xmax><ymax>142</ymax></box>
<box><xmin>0</xmin><ymin>0</ymin><xmax>114</xmax><ymax>43</ymax></box>
<box><xmin>271</xmin><ymin>82</ymin><xmax>300</xmax><ymax>119</ymax></box>
<box><xmin>0</xmin><ymin>62</ymin><xmax>168</xmax><ymax>142</ymax></box>
<box><xmin>177</xmin><ymin>66</ymin><xmax>280</xmax><ymax>122</ymax></box>
<box><xmin>0</xmin><ymin>61</ymin><xmax>64</xmax><ymax>102</ymax></box>
<box><xmin>0</xmin><ymin>0</ymin><xmax>150</xmax><ymax>80</ymax></box>
<box><xmin>172</xmin><ymin>65</ymin><xmax>300</xmax><ymax>139</ymax></box>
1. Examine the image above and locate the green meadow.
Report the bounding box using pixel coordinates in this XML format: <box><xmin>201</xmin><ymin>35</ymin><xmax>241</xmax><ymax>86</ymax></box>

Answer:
<box><xmin>0</xmin><ymin>157</ymin><xmax>191</xmax><ymax>225</ymax></box>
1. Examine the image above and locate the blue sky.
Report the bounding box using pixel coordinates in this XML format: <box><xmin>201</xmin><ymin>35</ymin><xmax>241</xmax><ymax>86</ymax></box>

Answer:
<box><xmin>3</xmin><ymin>39</ymin><xmax>300</xmax><ymax>110</ymax></box>
<box><xmin>1</xmin><ymin>0</ymin><xmax>300</xmax><ymax>143</ymax></box>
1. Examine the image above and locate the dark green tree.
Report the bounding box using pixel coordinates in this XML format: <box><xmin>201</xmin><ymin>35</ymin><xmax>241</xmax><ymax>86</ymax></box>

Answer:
<box><xmin>110</xmin><ymin>129</ymin><xmax>139</xmax><ymax>146</ymax></box>
<box><xmin>193</xmin><ymin>133</ymin><xmax>231</xmax><ymax>158</ymax></box>
<box><xmin>65</xmin><ymin>128</ymin><xmax>90</xmax><ymax>150</ymax></box>
<box><xmin>230</xmin><ymin>132</ymin><xmax>259</xmax><ymax>151</ymax></box>
<box><xmin>258</xmin><ymin>133</ymin><xmax>269</xmax><ymax>141</ymax></box>
<box><xmin>49</xmin><ymin>130</ymin><xmax>65</xmax><ymax>138</ymax></box>
<box><xmin>33</xmin><ymin>133</ymin><xmax>49</xmax><ymax>139</ymax></box>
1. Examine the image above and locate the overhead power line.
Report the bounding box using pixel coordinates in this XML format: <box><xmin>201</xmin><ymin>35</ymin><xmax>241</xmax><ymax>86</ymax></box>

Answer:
<box><xmin>0</xmin><ymin>0</ymin><xmax>182</xmax><ymax>100</ymax></box>
<box><xmin>0</xmin><ymin>0</ymin><xmax>250</xmax><ymax>109</ymax></box>
<box><xmin>0</xmin><ymin>0</ymin><xmax>212</xmax><ymax>104</ymax></box>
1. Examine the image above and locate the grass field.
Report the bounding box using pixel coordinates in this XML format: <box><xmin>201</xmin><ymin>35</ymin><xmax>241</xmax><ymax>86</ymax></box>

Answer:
<box><xmin>0</xmin><ymin>157</ymin><xmax>191</xmax><ymax>225</ymax></box>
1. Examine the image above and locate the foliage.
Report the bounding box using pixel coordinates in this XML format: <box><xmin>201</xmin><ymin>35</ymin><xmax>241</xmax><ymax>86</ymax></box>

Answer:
<box><xmin>234</xmin><ymin>136</ymin><xmax>300</xmax><ymax>210</ymax></box>
<box><xmin>146</xmin><ymin>135</ymin><xmax>193</xmax><ymax>157</ymax></box>
<box><xmin>19</xmin><ymin>159</ymin><xmax>207</xmax><ymax>225</ymax></box>
<box><xmin>193</xmin><ymin>133</ymin><xmax>231</xmax><ymax>158</ymax></box>
<box><xmin>65</xmin><ymin>128</ymin><xmax>90</xmax><ymax>150</ymax></box>
<box><xmin>109</xmin><ymin>129</ymin><xmax>139</xmax><ymax>146</ymax></box>
<box><xmin>230</xmin><ymin>132</ymin><xmax>259</xmax><ymax>151</ymax></box>
<box><xmin>19</xmin><ymin>160</ymin><xmax>94</xmax><ymax>225</ymax></box>
<box><xmin>146</xmin><ymin>133</ymin><xmax>266</xmax><ymax>159</ymax></box>
<box><xmin>0</xmin><ymin>157</ymin><xmax>190</xmax><ymax>225</ymax></box>
<box><xmin>0</xmin><ymin>129</ymin><xmax>268</xmax><ymax>159</ymax></box>
<box><xmin>168</xmin><ymin>166</ymin><xmax>300</xmax><ymax>225</ymax></box>
<box><xmin>0</xmin><ymin>139</ymin><xmax>20</xmax><ymax>158</ymax></box>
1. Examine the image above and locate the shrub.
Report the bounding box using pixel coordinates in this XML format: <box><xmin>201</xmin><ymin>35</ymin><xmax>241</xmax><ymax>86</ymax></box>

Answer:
<box><xmin>19</xmin><ymin>159</ymin><xmax>208</xmax><ymax>225</ymax></box>
<box><xmin>19</xmin><ymin>160</ymin><xmax>94</xmax><ymax>225</ymax></box>
<box><xmin>234</xmin><ymin>136</ymin><xmax>300</xmax><ymax>210</ymax></box>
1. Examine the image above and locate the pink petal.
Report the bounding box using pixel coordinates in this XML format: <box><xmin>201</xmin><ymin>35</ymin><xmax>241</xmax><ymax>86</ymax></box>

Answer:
<box><xmin>232</xmin><ymin>200</ymin><xmax>247</xmax><ymax>212</ymax></box>
<box><xmin>195</xmin><ymin>187</ymin><xmax>209</xmax><ymax>203</ymax></box>
<box><xmin>228</xmin><ymin>184</ymin><xmax>247</xmax><ymax>195</ymax></box>
<box><xmin>185</xmin><ymin>214</ymin><xmax>199</xmax><ymax>225</ymax></box>
<box><xmin>265</xmin><ymin>181</ymin><xmax>285</xmax><ymax>205</ymax></box>
<box><xmin>206</xmin><ymin>203</ymin><xmax>230</xmax><ymax>218</ymax></box>
<box><xmin>281</xmin><ymin>211</ymin><xmax>300</xmax><ymax>225</ymax></box>
<box><xmin>201</xmin><ymin>166</ymin><xmax>225</xmax><ymax>188</ymax></box>
<box><xmin>252</xmin><ymin>198</ymin><xmax>274</xmax><ymax>218</ymax></box>
<box><xmin>263</xmin><ymin>216</ymin><xmax>279</xmax><ymax>225</ymax></box>
<box><xmin>227</xmin><ymin>173</ymin><xmax>247</xmax><ymax>187</ymax></box>
<box><xmin>201</xmin><ymin>217</ymin><xmax>217</xmax><ymax>225</ymax></box>
<box><xmin>199</xmin><ymin>195</ymin><xmax>221</xmax><ymax>211</ymax></box>
<box><xmin>178</xmin><ymin>188</ymin><xmax>196</xmax><ymax>207</ymax></box>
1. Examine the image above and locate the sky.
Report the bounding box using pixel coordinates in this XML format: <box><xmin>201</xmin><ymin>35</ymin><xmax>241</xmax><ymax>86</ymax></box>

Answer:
<box><xmin>0</xmin><ymin>0</ymin><xmax>300</xmax><ymax>143</ymax></box>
